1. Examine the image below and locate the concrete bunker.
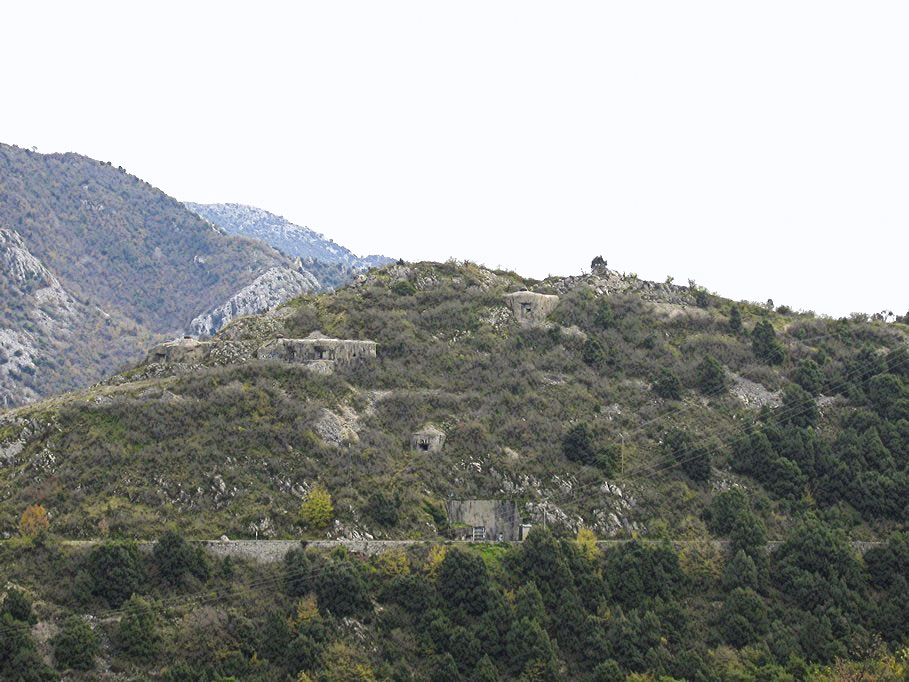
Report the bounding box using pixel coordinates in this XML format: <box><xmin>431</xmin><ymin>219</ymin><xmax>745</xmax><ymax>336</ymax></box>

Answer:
<box><xmin>146</xmin><ymin>336</ymin><xmax>215</xmax><ymax>365</ymax></box>
<box><xmin>503</xmin><ymin>290</ymin><xmax>559</xmax><ymax>326</ymax></box>
<box><xmin>447</xmin><ymin>499</ymin><xmax>523</xmax><ymax>542</ymax></box>
<box><xmin>410</xmin><ymin>424</ymin><xmax>445</xmax><ymax>453</ymax></box>
<box><xmin>257</xmin><ymin>332</ymin><xmax>377</xmax><ymax>367</ymax></box>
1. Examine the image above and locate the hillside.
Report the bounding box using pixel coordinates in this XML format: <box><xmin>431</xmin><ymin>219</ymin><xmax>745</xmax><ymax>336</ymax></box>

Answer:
<box><xmin>0</xmin><ymin>143</ymin><xmax>320</xmax><ymax>406</ymax></box>
<box><xmin>1</xmin><ymin>260</ymin><xmax>906</xmax><ymax>541</ymax></box>
<box><xmin>185</xmin><ymin>202</ymin><xmax>395</xmax><ymax>289</ymax></box>
<box><xmin>1</xmin><ymin>260</ymin><xmax>908</xmax><ymax>680</ymax></box>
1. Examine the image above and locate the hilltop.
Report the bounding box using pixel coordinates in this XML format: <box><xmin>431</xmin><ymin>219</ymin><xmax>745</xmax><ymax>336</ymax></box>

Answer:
<box><xmin>1</xmin><ymin>259</ymin><xmax>906</xmax><ymax>542</ymax></box>
<box><xmin>1</xmin><ymin>259</ymin><xmax>908</xmax><ymax>680</ymax></box>
<box><xmin>0</xmin><ymin>143</ymin><xmax>322</xmax><ymax>406</ymax></box>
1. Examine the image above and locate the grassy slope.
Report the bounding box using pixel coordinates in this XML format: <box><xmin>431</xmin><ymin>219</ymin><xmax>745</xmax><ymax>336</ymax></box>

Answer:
<box><xmin>0</xmin><ymin>260</ymin><xmax>906</xmax><ymax>542</ymax></box>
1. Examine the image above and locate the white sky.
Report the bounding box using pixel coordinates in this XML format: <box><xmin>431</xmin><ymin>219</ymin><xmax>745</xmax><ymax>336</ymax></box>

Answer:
<box><xmin>2</xmin><ymin>1</ymin><xmax>907</xmax><ymax>317</ymax></box>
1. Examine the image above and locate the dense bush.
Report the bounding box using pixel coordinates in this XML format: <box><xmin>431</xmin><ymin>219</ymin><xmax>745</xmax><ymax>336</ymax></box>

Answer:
<box><xmin>84</xmin><ymin>541</ymin><xmax>143</xmax><ymax>608</ymax></box>
<box><xmin>117</xmin><ymin>595</ymin><xmax>159</xmax><ymax>661</ymax></box>
<box><xmin>752</xmin><ymin>320</ymin><xmax>786</xmax><ymax>364</ymax></box>
<box><xmin>652</xmin><ymin>367</ymin><xmax>682</xmax><ymax>400</ymax></box>
<box><xmin>53</xmin><ymin>615</ymin><xmax>99</xmax><ymax>671</ymax></box>
<box><xmin>152</xmin><ymin>531</ymin><xmax>210</xmax><ymax>587</ymax></box>
<box><xmin>562</xmin><ymin>422</ymin><xmax>596</xmax><ymax>466</ymax></box>
<box><xmin>695</xmin><ymin>355</ymin><xmax>726</xmax><ymax>394</ymax></box>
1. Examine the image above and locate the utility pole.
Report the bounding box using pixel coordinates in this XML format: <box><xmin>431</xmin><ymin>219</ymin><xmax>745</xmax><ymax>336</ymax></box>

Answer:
<box><xmin>620</xmin><ymin>433</ymin><xmax>625</xmax><ymax>475</ymax></box>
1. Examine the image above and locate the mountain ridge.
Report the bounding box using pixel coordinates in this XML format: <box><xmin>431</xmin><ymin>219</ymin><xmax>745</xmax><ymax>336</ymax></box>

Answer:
<box><xmin>0</xmin><ymin>143</ymin><xmax>321</xmax><ymax>406</ymax></box>
<box><xmin>184</xmin><ymin>202</ymin><xmax>395</xmax><ymax>273</ymax></box>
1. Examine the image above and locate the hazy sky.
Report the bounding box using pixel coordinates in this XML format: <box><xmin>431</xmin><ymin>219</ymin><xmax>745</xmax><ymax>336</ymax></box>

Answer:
<box><xmin>2</xmin><ymin>2</ymin><xmax>907</xmax><ymax>317</ymax></box>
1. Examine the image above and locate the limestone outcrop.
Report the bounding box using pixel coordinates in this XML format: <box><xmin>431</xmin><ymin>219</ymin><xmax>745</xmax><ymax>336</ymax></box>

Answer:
<box><xmin>189</xmin><ymin>266</ymin><xmax>320</xmax><ymax>337</ymax></box>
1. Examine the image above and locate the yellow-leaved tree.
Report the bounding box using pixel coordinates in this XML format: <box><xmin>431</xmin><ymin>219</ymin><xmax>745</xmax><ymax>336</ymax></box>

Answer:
<box><xmin>19</xmin><ymin>504</ymin><xmax>50</xmax><ymax>538</ymax></box>
<box><xmin>300</xmin><ymin>485</ymin><xmax>333</xmax><ymax>530</ymax></box>
<box><xmin>576</xmin><ymin>527</ymin><xmax>598</xmax><ymax>562</ymax></box>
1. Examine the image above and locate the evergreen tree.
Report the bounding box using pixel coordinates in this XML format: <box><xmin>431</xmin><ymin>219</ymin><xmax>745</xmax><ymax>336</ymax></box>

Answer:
<box><xmin>653</xmin><ymin>368</ymin><xmax>682</xmax><ymax>400</ymax></box>
<box><xmin>84</xmin><ymin>541</ymin><xmax>143</xmax><ymax>608</ymax></box>
<box><xmin>752</xmin><ymin>320</ymin><xmax>786</xmax><ymax>364</ymax></box>
<box><xmin>728</xmin><ymin>305</ymin><xmax>742</xmax><ymax>333</ymax></box>
<box><xmin>780</xmin><ymin>383</ymin><xmax>819</xmax><ymax>428</ymax></box>
<box><xmin>153</xmin><ymin>531</ymin><xmax>210</xmax><ymax>587</ymax></box>
<box><xmin>793</xmin><ymin>358</ymin><xmax>823</xmax><ymax>395</ymax></box>
<box><xmin>695</xmin><ymin>355</ymin><xmax>726</xmax><ymax>394</ymax></box>
<box><xmin>563</xmin><ymin>422</ymin><xmax>596</xmax><ymax>465</ymax></box>
<box><xmin>53</xmin><ymin>615</ymin><xmax>99</xmax><ymax>671</ymax></box>
<box><xmin>117</xmin><ymin>595</ymin><xmax>159</xmax><ymax>661</ymax></box>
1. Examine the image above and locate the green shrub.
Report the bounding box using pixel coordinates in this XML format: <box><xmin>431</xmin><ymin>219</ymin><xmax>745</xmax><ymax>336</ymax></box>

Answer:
<box><xmin>695</xmin><ymin>355</ymin><xmax>726</xmax><ymax>394</ymax></box>
<box><xmin>653</xmin><ymin>368</ymin><xmax>682</xmax><ymax>400</ymax></box>
<box><xmin>366</xmin><ymin>490</ymin><xmax>400</xmax><ymax>527</ymax></box>
<box><xmin>563</xmin><ymin>423</ymin><xmax>596</xmax><ymax>466</ymax></box>
<box><xmin>391</xmin><ymin>280</ymin><xmax>417</xmax><ymax>296</ymax></box>
<box><xmin>117</xmin><ymin>595</ymin><xmax>159</xmax><ymax>661</ymax></box>
<box><xmin>1</xmin><ymin>587</ymin><xmax>34</xmax><ymax>624</ymax></box>
<box><xmin>53</xmin><ymin>615</ymin><xmax>99</xmax><ymax>671</ymax></box>
<box><xmin>153</xmin><ymin>531</ymin><xmax>210</xmax><ymax>587</ymax></box>
<box><xmin>84</xmin><ymin>541</ymin><xmax>143</xmax><ymax>608</ymax></box>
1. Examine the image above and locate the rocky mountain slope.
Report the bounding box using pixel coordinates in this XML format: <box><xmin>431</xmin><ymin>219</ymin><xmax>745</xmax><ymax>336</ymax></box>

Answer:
<box><xmin>1</xmin><ymin>260</ymin><xmax>908</xmax><ymax>681</ymax></box>
<box><xmin>0</xmin><ymin>143</ymin><xmax>320</xmax><ymax>406</ymax></box>
<box><xmin>185</xmin><ymin>202</ymin><xmax>394</xmax><ymax>276</ymax></box>
<box><xmin>1</xmin><ymin>260</ymin><xmax>906</xmax><ymax>544</ymax></box>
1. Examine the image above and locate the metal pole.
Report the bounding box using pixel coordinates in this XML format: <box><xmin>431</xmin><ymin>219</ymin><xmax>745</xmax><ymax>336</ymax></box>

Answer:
<box><xmin>620</xmin><ymin>433</ymin><xmax>625</xmax><ymax>474</ymax></box>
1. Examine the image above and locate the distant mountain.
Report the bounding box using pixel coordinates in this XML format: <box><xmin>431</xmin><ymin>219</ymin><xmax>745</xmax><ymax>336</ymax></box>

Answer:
<box><xmin>184</xmin><ymin>202</ymin><xmax>395</xmax><ymax>272</ymax></box>
<box><xmin>0</xmin><ymin>143</ymin><xmax>319</xmax><ymax>406</ymax></box>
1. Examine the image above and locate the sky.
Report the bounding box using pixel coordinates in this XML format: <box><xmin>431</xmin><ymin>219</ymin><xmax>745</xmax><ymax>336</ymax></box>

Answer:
<box><xmin>2</xmin><ymin>1</ymin><xmax>907</xmax><ymax>317</ymax></box>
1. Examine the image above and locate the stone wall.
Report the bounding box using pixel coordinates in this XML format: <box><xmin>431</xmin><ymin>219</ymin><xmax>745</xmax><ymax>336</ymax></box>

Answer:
<box><xmin>199</xmin><ymin>539</ymin><xmax>425</xmax><ymax>562</ymax></box>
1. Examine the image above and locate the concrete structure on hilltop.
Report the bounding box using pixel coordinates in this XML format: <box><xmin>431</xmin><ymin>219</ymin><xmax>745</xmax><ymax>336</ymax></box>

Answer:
<box><xmin>146</xmin><ymin>336</ymin><xmax>215</xmax><ymax>364</ymax></box>
<box><xmin>447</xmin><ymin>499</ymin><xmax>524</xmax><ymax>541</ymax></box>
<box><xmin>503</xmin><ymin>290</ymin><xmax>559</xmax><ymax>326</ymax></box>
<box><xmin>256</xmin><ymin>332</ymin><xmax>377</xmax><ymax>365</ymax></box>
<box><xmin>411</xmin><ymin>424</ymin><xmax>445</xmax><ymax>453</ymax></box>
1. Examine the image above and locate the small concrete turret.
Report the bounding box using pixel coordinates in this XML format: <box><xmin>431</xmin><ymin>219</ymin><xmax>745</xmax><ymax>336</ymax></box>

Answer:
<box><xmin>503</xmin><ymin>290</ymin><xmax>559</xmax><ymax>326</ymax></box>
<box><xmin>411</xmin><ymin>424</ymin><xmax>445</xmax><ymax>453</ymax></box>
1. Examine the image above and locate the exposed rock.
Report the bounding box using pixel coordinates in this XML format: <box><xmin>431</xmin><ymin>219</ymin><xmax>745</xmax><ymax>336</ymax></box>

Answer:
<box><xmin>190</xmin><ymin>266</ymin><xmax>319</xmax><ymax>337</ymax></box>
<box><xmin>313</xmin><ymin>408</ymin><xmax>359</xmax><ymax>446</ymax></box>
<box><xmin>729</xmin><ymin>372</ymin><xmax>782</xmax><ymax>408</ymax></box>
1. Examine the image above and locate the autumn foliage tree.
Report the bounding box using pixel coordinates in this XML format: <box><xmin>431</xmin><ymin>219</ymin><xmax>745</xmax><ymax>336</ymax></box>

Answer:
<box><xmin>19</xmin><ymin>505</ymin><xmax>49</xmax><ymax>538</ymax></box>
<box><xmin>300</xmin><ymin>485</ymin><xmax>334</xmax><ymax>530</ymax></box>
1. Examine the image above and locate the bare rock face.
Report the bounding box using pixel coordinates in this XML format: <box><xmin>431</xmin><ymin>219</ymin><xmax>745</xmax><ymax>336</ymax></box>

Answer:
<box><xmin>0</xmin><ymin>227</ymin><xmax>133</xmax><ymax>407</ymax></box>
<box><xmin>190</xmin><ymin>267</ymin><xmax>320</xmax><ymax>337</ymax></box>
